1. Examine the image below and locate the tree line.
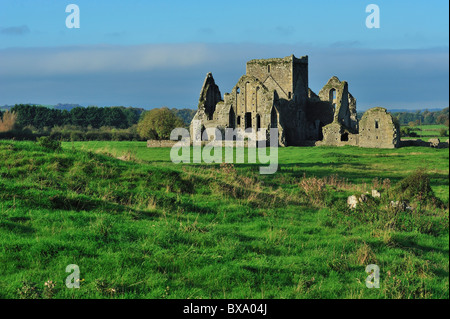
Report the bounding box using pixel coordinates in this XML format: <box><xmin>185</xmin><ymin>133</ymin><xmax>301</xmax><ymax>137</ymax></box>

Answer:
<box><xmin>393</xmin><ymin>108</ymin><xmax>449</xmax><ymax>126</ymax></box>
<box><xmin>0</xmin><ymin>104</ymin><xmax>196</xmax><ymax>141</ymax></box>
<box><xmin>2</xmin><ymin>104</ymin><xmax>447</xmax><ymax>141</ymax></box>
<box><xmin>8</xmin><ymin>104</ymin><xmax>143</xmax><ymax>130</ymax></box>
<box><xmin>0</xmin><ymin>104</ymin><xmax>197</xmax><ymax>131</ymax></box>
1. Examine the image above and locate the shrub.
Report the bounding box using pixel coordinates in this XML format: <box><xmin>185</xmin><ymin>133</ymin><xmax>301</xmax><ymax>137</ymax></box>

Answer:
<box><xmin>37</xmin><ymin>136</ymin><xmax>61</xmax><ymax>151</ymax></box>
<box><xmin>394</xmin><ymin>169</ymin><xmax>441</xmax><ymax>206</ymax></box>
<box><xmin>70</xmin><ymin>131</ymin><xmax>85</xmax><ymax>141</ymax></box>
<box><xmin>0</xmin><ymin>128</ymin><xmax>35</xmax><ymax>140</ymax></box>
<box><xmin>137</xmin><ymin>107</ymin><xmax>185</xmax><ymax>140</ymax></box>
<box><xmin>439</xmin><ymin>128</ymin><xmax>448</xmax><ymax>137</ymax></box>
<box><xmin>400</xmin><ymin>127</ymin><xmax>418</xmax><ymax>137</ymax></box>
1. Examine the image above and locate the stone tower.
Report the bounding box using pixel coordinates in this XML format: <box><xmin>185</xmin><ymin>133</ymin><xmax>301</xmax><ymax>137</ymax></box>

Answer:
<box><xmin>246</xmin><ymin>55</ymin><xmax>308</xmax><ymax>107</ymax></box>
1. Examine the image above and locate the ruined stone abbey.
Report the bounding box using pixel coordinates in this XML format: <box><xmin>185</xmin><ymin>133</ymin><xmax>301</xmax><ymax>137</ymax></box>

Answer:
<box><xmin>190</xmin><ymin>54</ymin><xmax>400</xmax><ymax>148</ymax></box>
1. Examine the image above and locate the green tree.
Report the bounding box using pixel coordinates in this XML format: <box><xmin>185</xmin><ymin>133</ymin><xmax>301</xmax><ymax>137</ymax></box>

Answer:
<box><xmin>122</xmin><ymin>107</ymin><xmax>144</xmax><ymax>127</ymax></box>
<box><xmin>137</xmin><ymin>107</ymin><xmax>185</xmax><ymax>140</ymax></box>
<box><xmin>171</xmin><ymin>108</ymin><xmax>197</xmax><ymax>126</ymax></box>
<box><xmin>436</xmin><ymin>113</ymin><xmax>449</xmax><ymax>126</ymax></box>
<box><xmin>103</xmin><ymin>107</ymin><xmax>128</xmax><ymax>129</ymax></box>
<box><xmin>70</xmin><ymin>107</ymin><xmax>87</xmax><ymax>127</ymax></box>
<box><xmin>85</xmin><ymin>106</ymin><xmax>104</xmax><ymax>128</ymax></box>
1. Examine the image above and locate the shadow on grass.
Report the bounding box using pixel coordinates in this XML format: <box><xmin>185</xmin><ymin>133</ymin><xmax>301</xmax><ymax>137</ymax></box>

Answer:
<box><xmin>0</xmin><ymin>220</ymin><xmax>35</xmax><ymax>234</ymax></box>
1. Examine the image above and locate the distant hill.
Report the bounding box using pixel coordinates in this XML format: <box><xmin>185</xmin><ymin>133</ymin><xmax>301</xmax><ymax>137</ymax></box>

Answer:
<box><xmin>0</xmin><ymin>105</ymin><xmax>13</xmax><ymax>111</ymax></box>
<box><xmin>52</xmin><ymin>103</ymin><xmax>84</xmax><ymax>111</ymax></box>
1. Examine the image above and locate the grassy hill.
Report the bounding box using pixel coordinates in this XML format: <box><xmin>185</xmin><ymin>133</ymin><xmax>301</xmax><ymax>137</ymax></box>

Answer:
<box><xmin>0</xmin><ymin>140</ymin><xmax>448</xmax><ymax>299</ymax></box>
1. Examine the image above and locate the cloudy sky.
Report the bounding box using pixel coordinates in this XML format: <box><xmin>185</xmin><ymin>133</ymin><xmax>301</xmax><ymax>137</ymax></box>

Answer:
<box><xmin>0</xmin><ymin>0</ymin><xmax>448</xmax><ymax>110</ymax></box>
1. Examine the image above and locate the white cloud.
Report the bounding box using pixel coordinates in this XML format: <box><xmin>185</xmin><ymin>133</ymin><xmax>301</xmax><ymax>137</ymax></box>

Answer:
<box><xmin>0</xmin><ymin>43</ymin><xmax>448</xmax><ymax>109</ymax></box>
<box><xmin>0</xmin><ymin>43</ymin><xmax>213</xmax><ymax>76</ymax></box>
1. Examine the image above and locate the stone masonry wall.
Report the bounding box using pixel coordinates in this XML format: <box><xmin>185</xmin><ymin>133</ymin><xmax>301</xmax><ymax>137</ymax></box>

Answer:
<box><xmin>147</xmin><ymin>140</ymin><xmax>178</xmax><ymax>148</ymax></box>
<box><xmin>358</xmin><ymin>107</ymin><xmax>399</xmax><ymax>148</ymax></box>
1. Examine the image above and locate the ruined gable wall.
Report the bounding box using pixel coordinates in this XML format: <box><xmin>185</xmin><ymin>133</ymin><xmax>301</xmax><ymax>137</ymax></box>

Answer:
<box><xmin>198</xmin><ymin>73</ymin><xmax>222</xmax><ymax>120</ymax></box>
<box><xmin>359</xmin><ymin>107</ymin><xmax>399</xmax><ymax>148</ymax></box>
<box><xmin>318</xmin><ymin>77</ymin><xmax>350</xmax><ymax>127</ymax></box>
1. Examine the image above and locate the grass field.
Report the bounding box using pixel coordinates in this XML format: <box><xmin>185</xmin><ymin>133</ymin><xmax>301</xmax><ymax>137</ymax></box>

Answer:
<box><xmin>401</xmin><ymin>124</ymin><xmax>449</xmax><ymax>142</ymax></box>
<box><xmin>0</xmin><ymin>140</ymin><xmax>448</xmax><ymax>299</ymax></box>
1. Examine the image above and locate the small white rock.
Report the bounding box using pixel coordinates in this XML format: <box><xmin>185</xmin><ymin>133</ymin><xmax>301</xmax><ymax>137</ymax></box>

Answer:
<box><xmin>372</xmin><ymin>189</ymin><xmax>381</xmax><ymax>198</ymax></box>
<box><xmin>347</xmin><ymin>195</ymin><xmax>358</xmax><ymax>209</ymax></box>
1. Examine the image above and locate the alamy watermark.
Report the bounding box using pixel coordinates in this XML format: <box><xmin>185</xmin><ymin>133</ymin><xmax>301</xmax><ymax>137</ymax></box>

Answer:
<box><xmin>65</xmin><ymin>264</ymin><xmax>80</xmax><ymax>288</ymax></box>
<box><xmin>64</xmin><ymin>4</ymin><xmax>379</xmax><ymax>30</ymax></box>
<box><xmin>366</xmin><ymin>4</ymin><xmax>380</xmax><ymax>29</ymax></box>
<box><xmin>365</xmin><ymin>264</ymin><xmax>380</xmax><ymax>288</ymax></box>
<box><xmin>169</xmin><ymin>120</ymin><xmax>279</xmax><ymax>174</ymax></box>
<box><xmin>65</xmin><ymin>4</ymin><xmax>80</xmax><ymax>29</ymax></box>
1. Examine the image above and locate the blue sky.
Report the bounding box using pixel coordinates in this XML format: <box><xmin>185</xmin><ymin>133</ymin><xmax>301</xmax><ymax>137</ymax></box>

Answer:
<box><xmin>0</xmin><ymin>0</ymin><xmax>448</xmax><ymax>110</ymax></box>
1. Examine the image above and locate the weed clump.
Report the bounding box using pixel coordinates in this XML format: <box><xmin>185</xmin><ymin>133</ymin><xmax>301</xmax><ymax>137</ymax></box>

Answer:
<box><xmin>394</xmin><ymin>169</ymin><xmax>442</xmax><ymax>206</ymax></box>
<box><xmin>17</xmin><ymin>281</ymin><xmax>41</xmax><ymax>299</ymax></box>
<box><xmin>299</xmin><ymin>174</ymin><xmax>328</xmax><ymax>206</ymax></box>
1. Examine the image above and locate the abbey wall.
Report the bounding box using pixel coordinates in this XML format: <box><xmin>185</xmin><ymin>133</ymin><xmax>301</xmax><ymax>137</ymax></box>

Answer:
<box><xmin>190</xmin><ymin>55</ymin><xmax>400</xmax><ymax>148</ymax></box>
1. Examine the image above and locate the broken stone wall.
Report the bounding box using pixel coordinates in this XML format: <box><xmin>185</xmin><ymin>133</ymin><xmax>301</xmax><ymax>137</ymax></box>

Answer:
<box><xmin>318</xmin><ymin>76</ymin><xmax>354</xmax><ymax>130</ymax></box>
<box><xmin>306</xmin><ymin>89</ymin><xmax>334</xmax><ymax>140</ymax></box>
<box><xmin>316</xmin><ymin>122</ymin><xmax>358</xmax><ymax>147</ymax></box>
<box><xmin>358</xmin><ymin>107</ymin><xmax>399</xmax><ymax>148</ymax></box>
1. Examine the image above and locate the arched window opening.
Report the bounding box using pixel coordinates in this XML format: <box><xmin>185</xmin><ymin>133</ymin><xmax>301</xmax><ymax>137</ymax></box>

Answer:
<box><xmin>245</xmin><ymin>112</ymin><xmax>252</xmax><ymax>130</ymax></box>
<box><xmin>229</xmin><ymin>107</ymin><xmax>236</xmax><ymax>129</ymax></box>
<box><xmin>329</xmin><ymin>88</ymin><xmax>336</xmax><ymax>102</ymax></box>
<box><xmin>340</xmin><ymin>132</ymin><xmax>349</xmax><ymax>142</ymax></box>
<box><xmin>201</xmin><ymin>126</ymin><xmax>207</xmax><ymax>141</ymax></box>
<box><xmin>271</xmin><ymin>107</ymin><xmax>277</xmax><ymax>128</ymax></box>
<box><xmin>255</xmin><ymin>86</ymin><xmax>260</xmax><ymax>111</ymax></box>
<box><xmin>256</xmin><ymin>114</ymin><xmax>261</xmax><ymax>131</ymax></box>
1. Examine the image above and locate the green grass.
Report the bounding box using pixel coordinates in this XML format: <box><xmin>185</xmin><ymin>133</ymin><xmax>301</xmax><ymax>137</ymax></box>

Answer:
<box><xmin>66</xmin><ymin>141</ymin><xmax>450</xmax><ymax>201</ymax></box>
<box><xmin>0</xmin><ymin>140</ymin><xmax>448</xmax><ymax>299</ymax></box>
<box><xmin>402</xmin><ymin>124</ymin><xmax>449</xmax><ymax>141</ymax></box>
